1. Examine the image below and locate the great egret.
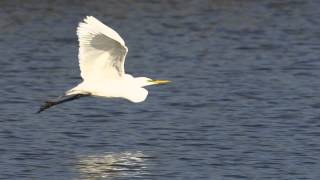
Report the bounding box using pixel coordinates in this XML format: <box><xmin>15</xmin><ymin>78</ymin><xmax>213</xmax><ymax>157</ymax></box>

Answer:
<box><xmin>37</xmin><ymin>16</ymin><xmax>170</xmax><ymax>113</ymax></box>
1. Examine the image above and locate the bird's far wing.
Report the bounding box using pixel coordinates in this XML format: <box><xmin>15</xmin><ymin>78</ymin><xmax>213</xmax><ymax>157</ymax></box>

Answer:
<box><xmin>77</xmin><ymin>16</ymin><xmax>128</xmax><ymax>81</ymax></box>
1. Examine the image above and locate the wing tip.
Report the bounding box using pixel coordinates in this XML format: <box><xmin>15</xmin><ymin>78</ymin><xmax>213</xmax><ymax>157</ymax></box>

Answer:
<box><xmin>76</xmin><ymin>15</ymin><xmax>127</xmax><ymax>47</ymax></box>
<box><xmin>78</xmin><ymin>16</ymin><xmax>97</xmax><ymax>26</ymax></box>
<box><xmin>84</xmin><ymin>16</ymin><xmax>97</xmax><ymax>23</ymax></box>
<box><xmin>76</xmin><ymin>16</ymin><xmax>97</xmax><ymax>36</ymax></box>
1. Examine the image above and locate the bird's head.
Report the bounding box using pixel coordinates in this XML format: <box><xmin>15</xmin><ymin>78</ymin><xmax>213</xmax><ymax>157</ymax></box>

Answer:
<box><xmin>136</xmin><ymin>77</ymin><xmax>171</xmax><ymax>87</ymax></box>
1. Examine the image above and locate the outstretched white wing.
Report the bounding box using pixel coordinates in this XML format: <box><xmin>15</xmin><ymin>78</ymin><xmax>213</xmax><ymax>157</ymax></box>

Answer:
<box><xmin>77</xmin><ymin>16</ymin><xmax>128</xmax><ymax>82</ymax></box>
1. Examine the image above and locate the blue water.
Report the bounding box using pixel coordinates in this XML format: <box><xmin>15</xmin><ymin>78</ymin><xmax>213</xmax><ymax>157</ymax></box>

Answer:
<box><xmin>1</xmin><ymin>0</ymin><xmax>320</xmax><ymax>179</ymax></box>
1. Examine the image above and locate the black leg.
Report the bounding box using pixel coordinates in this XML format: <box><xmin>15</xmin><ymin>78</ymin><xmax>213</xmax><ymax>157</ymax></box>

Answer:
<box><xmin>37</xmin><ymin>93</ymin><xmax>91</xmax><ymax>114</ymax></box>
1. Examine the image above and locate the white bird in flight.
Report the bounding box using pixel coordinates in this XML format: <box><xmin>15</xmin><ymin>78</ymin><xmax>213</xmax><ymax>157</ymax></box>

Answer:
<box><xmin>38</xmin><ymin>16</ymin><xmax>170</xmax><ymax>113</ymax></box>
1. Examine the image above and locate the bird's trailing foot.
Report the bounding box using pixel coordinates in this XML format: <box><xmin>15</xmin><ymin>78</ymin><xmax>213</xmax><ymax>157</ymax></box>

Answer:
<box><xmin>37</xmin><ymin>93</ymin><xmax>91</xmax><ymax>113</ymax></box>
<box><xmin>37</xmin><ymin>101</ymin><xmax>58</xmax><ymax>114</ymax></box>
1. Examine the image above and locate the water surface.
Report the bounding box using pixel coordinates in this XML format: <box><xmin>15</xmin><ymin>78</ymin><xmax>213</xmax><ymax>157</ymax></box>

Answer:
<box><xmin>1</xmin><ymin>0</ymin><xmax>320</xmax><ymax>179</ymax></box>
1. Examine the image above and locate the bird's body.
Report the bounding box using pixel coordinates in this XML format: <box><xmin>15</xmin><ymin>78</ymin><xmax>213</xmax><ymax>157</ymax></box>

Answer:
<box><xmin>67</xmin><ymin>75</ymin><xmax>150</xmax><ymax>103</ymax></box>
<box><xmin>38</xmin><ymin>16</ymin><xmax>169</xmax><ymax>113</ymax></box>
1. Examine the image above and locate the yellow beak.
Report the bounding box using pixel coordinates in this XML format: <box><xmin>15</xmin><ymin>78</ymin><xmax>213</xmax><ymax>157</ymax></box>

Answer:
<box><xmin>149</xmin><ymin>79</ymin><xmax>171</xmax><ymax>85</ymax></box>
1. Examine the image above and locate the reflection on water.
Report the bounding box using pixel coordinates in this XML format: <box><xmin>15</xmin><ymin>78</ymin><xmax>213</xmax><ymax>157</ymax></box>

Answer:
<box><xmin>76</xmin><ymin>151</ymin><xmax>149</xmax><ymax>179</ymax></box>
<box><xmin>1</xmin><ymin>0</ymin><xmax>320</xmax><ymax>179</ymax></box>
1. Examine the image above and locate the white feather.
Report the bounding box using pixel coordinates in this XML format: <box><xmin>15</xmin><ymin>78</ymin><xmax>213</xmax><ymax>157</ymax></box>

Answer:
<box><xmin>77</xmin><ymin>16</ymin><xmax>128</xmax><ymax>81</ymax></box>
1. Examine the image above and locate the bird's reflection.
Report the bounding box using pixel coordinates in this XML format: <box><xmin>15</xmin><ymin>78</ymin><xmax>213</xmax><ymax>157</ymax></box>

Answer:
<box><xmin>76</xmin><ymin>151</ymin><xmax>149</xmax><ymax>179</ymax></box>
